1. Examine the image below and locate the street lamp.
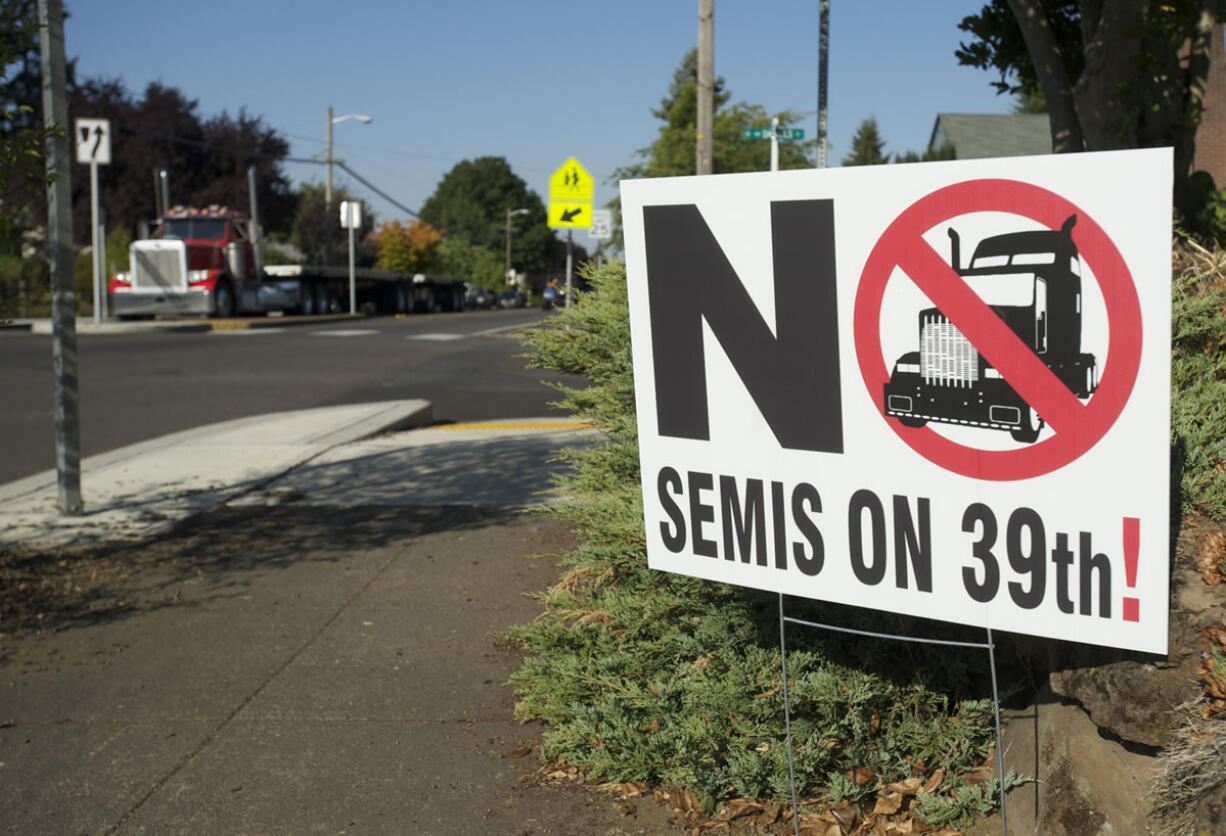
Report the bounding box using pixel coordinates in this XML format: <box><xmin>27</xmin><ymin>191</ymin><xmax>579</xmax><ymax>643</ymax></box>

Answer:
<box><xmin>505</xmin><ymin>207</ymin><xmax>529</xmax><ymax>284</ymax></box>
<box><xmin>317</xmin><ymin>106</ymin><xmax>371</xmax><ymax>263</ymax></box>
<box><xmin>325</xmin><ymin>107</ymin><xmax>372</xmax><ymax>208</ymax></box>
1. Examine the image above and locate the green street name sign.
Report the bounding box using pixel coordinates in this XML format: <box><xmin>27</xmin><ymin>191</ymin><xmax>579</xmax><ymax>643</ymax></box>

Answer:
<box><xmin>742</xmin><ymin>127</ymin><xmax>805</xmax><ymax>141</ymax></box>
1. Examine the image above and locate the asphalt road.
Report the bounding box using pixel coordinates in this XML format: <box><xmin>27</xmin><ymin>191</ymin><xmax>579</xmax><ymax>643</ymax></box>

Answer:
<box><xmin>0</xmin><ymin>309</ymin><xmax>580</xmax><ymax>485</ymax></box>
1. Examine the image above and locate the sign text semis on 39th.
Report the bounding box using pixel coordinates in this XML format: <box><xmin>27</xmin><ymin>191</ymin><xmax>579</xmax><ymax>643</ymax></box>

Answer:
<box><xmin>620</xmin><ymin>149</ymin><xmax>1172</xmax><ymax>655</ymax></box>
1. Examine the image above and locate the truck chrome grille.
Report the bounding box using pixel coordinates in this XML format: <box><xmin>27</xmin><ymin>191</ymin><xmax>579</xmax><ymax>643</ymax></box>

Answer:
<box><xmin>920</xmin><ymin>314</ymin><xmax>978</xmax><ymax>387</ymax></box>
<box><xmin>131</xmin><ymin>243</ymin><xmax>186</xmax><ymax>292</ymax></box>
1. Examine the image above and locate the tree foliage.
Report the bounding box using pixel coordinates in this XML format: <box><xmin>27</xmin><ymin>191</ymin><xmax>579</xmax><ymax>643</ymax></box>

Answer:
<box><xmin>436</xmin><ymin>234</ymin><xmax>505</xmax><ymax>287</ymax></box>
<box><xmin>373</xmin><ymin>218</ymin><xmax>442</xmax><ymax>273</ymax></box>
<box><xmin>65</xmin><ymin>79</ymin><xmax>297</xmax><ymax>243</ymax></box>
<box><xmin>616</xmin><ymin>48</ymin><xmax>813</xmax><ymax>181</ymax></box>
<box><xmin>956</xmin><ymin>0</ymin><xmax>1225</xmax><ymax>209</ymax></box>
<box><xmin>0</xmin><ymin>0</ymin><xmax>57</xmax><ymax>248</ymax></box>
<box><xmin>290</xmin><ymin>181</ymin><xmax>374</xmax><ymax>266</ymax></box>
<box><xmin>418</xmin><ymin>156</ymin><xmax>552</xmax><ymax>276</ymax></box>
<box><xmin>609</xmin><ymin>49</ymin><xmax>815</xmax><ymax>249</ymax></box>
<box><xmin>4</xmin><ymin>20</ymin><xmax>297</xmax><ymax>249</ymax></box>
<box><xmin>842</xmin><ymin>118</ymin><xmax>888</xmax><ymax>166</ymax></box>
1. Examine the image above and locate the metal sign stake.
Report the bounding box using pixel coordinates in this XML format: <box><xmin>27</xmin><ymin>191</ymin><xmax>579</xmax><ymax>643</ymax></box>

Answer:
<box><xmin>776</xmin><ymin>596</ymin><xmax>1009</xmax><ymax>836</ymax></box>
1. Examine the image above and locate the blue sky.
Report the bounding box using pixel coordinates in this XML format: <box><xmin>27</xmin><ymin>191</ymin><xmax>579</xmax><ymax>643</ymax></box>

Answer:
<box><xmin>65</xmin><ymin>1</ymin><xmax>1017</xmax><ymax>248</ymax></box>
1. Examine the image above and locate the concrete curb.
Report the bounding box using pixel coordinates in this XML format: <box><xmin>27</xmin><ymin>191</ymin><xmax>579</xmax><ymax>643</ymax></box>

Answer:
<box><xmin>0</xmin><ymin>400</ymin><xmax>433</xmax><ymax>549</ymax></box>
<box><xmin>25</xmin><ymin>312</ymin><xmax>360</xmax><ymax>336</ymax></box>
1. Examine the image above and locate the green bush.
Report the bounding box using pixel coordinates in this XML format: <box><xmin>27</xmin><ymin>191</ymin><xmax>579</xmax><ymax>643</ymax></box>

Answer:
<box><xmin>1171</xmin><ymin>240</ymin><xmax>1226</xmax><ymax>519</ymax></box>
<box><xmin>512</xmin><ymin>261</ymin><xmax>1000</xmax><ymax>817</ymax></box>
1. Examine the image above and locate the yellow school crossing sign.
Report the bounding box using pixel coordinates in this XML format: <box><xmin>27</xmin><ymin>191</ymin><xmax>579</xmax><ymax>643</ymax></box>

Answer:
<box><xmin>548</xmin><ymin>156</ymin><xmax>592</xmax><ymax>229</ymax></box>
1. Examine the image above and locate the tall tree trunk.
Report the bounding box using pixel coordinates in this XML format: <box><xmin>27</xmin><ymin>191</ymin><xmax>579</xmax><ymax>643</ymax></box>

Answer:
<box><xmin>1007</xmin><ymin>0</ymin><xmax>1084</xmax><ymax>152</ymax></box>
<box><xmin>1171</xmin><ymin>2</ymin><xmax>1216</xmax><ymax>210</ymax></box>
<box><xmin>1074</xmin><ymin>0</ymin><xmax>1146</xmax><ymax>150</ymax></box>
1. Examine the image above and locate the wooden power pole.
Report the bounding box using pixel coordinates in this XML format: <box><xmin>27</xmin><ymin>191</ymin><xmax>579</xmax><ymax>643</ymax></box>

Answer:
<box><xmin>697</xmin><ymin>0</ymin><xmax>714</xmax><ymax>175</ymax></box>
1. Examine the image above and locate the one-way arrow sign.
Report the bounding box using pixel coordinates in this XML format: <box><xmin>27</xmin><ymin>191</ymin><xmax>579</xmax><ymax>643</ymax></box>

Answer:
<box><xmin>74</xmin><ymin>117</ymin><xmax>111</xmax><ymax>165</ymax></box>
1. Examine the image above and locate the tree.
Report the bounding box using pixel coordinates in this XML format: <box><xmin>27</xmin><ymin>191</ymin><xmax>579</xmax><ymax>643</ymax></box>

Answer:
<box><xmin>842</xmin><ymin>117</ymin><xmax>887</xmax><ymax>166</ymax></box>
<box><xmin>64</xmin><ymin>80</ymin><xmax>298</xmax><ymax>243</ymax></box>
<box><xmin>616</xmin><ymin>50</ymin><xmax>813</xmax><ymax>181</ymax></box>
<box><xmin>609</xmin><ymin>50</ymin><xmax>815</xmax><ymax>248</ymax></box>
<box><xmin>436</xmin><ymin>235</ymin><xmax>505</xmax><ymax>287</ymax></box>
<box><xmin>956</xmin><ymin>0</ymin><xmax>1225</xmax><ymax>209</ymax></box>
<box><xmin>374</xmin><ymin>218</ymin><xmax>442</xmax><ymax>273</ymax></box>
<box><xmin>290</xmin><ymin>181</ymin><xmax>374</xmax><ymax>266</ymax></box>
<box><xmin>418</xmin><ymin>156</ymin><xmax>552</xmax><ymax>275</ymax></box>
<box><xmin>892</xmin><ymin>142</ymin><xmax>957</xmax><ymax>164</ymax></box>
<box><xmin>0</xmin><ymin>0</ymin><xmax>58</xmax><ymax>247</ymax></box>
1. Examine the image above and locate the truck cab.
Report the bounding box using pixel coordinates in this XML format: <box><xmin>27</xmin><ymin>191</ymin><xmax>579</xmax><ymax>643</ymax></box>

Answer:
<box><xmin>108</xmin><ymin>207</ymin><xmax>255</xmax><ymax>318</ymax></box>
<box><xmin>882</xmin><ymin>215</ymin><xmax>1097</xmax><ymax>443</ymax></box>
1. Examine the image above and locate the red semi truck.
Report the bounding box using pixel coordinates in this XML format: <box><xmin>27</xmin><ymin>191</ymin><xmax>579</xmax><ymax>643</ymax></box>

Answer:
<box><xmin>107</xmin><ymin>206</ymin><xmax>465</xmax><ymax>319</ymax></box>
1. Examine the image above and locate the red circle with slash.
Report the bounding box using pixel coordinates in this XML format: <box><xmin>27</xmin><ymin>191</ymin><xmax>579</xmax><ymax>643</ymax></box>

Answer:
<box><xmin>853</xmin><ymin>179</ymin><xmax>1143</xmax><ymax>481</ymax></box>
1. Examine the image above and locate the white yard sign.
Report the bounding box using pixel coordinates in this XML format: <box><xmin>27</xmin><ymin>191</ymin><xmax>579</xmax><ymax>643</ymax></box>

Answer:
<box><xmin>621</xmin><ymin>149</ymin><xmax>1171</xmax><ymax>654</ymax></box>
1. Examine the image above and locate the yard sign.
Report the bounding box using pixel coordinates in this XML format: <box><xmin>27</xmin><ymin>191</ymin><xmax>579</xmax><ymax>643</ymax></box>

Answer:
<box><xmin>620</xmin><ymin>149</ymin><xmax>1171</xmax><ymax>654</ymax></box>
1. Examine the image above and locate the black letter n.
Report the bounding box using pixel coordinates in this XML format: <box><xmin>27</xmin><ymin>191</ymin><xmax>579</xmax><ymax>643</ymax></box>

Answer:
<box><xmin>643</xmin><ymin>200</ymin><xmax>842</xmax><ymax>453</ymax></box>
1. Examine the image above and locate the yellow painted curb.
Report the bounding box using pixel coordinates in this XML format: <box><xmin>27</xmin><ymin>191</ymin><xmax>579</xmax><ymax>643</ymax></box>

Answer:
<box><xmin>210</xmin><ymin>321</ymin><xmax>252</xmax><ymax>331</ymax></box>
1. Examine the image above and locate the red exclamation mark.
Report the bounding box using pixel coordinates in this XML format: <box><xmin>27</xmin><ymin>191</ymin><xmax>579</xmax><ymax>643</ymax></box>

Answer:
<box><xmin>1122</xmin><ymin>517</ymin><xmax>1140</xmax><ymax>622</ymax></box>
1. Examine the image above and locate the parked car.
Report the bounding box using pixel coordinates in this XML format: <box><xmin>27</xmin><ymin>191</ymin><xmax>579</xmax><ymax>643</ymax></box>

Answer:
<box><xmin>465</xmin><ymin>285</ymin><xmax>496</xmax><ymax>309</ymax></box>
<box><xmin>498</xmin><ymin>289</ymin><xmax>526</xmax><ymax>308</ymax></box>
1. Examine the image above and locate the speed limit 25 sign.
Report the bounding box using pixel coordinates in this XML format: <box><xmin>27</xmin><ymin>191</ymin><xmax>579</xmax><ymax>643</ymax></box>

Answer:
<box><xmin>620</xmin><ymin>149</ymin><xmax>1171</xmax><ymax>654</ymax></box>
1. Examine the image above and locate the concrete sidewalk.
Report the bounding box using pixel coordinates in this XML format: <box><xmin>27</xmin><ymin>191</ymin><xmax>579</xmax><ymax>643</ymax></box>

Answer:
<box><xmin>0</xmin><ymin>400</ymin><xmax>436</xmax><ymax>549</ymax></box>
<box><xmin>0</xmin><ymin>406</ymin><xmax>677</xmax><ymax>834</ymax></box>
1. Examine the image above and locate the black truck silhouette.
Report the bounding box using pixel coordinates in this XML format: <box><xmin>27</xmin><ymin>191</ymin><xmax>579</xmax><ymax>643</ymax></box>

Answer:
<box><xmin>882</xmin><ymin>215</ymin><xmax>1097</xmax><ymax>443</ymax></box>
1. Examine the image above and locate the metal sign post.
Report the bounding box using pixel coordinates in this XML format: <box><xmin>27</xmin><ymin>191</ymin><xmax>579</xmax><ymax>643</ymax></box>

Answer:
<box><xmin>75</xmin><ymin>117</ymin><xmax>111</xmax><ymax>323</ymax></box>
<box><xmin>340</xmin><ymin>200</ymin><xmax>361</xmax><ymax>314</ymax></box>
<box><xmin>776</xmin><ymin>596</ymin><xmax>1009</xmax><ymax>836</ymax></box>
<box><xmin>742</xmin><ymin>123</ymin><xmax>804</xmax><ymax>172</ymax></box>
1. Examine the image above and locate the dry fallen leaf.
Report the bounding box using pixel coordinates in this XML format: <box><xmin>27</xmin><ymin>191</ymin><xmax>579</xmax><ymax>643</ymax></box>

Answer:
<box><xmin>958</xmin><ymin>765</ymin><xmax>994</xmax><ymax>787</ymax></box>
<box><xmin>872</xmin><ymin>792</ymin><xmax>904</xmax><ymax>816</ymax></box>
<box><xmin>501</xmin><ymin>746</ymin><xmax>532</xmax><ymax>759</ymax></box>
<box><xmin>1198</xmin><ymin>530</ymin><xmax>1226</xmax><ymax>585</ymax></box>
<box><xmin>886</xmin><ymin>777</ymin><xmax>923</xmax><ymax>795</ymax></box>
<box><xmin>845</xmin><ymin>766</ymin><xmax>876</xmax><ymax>785</ymax></box>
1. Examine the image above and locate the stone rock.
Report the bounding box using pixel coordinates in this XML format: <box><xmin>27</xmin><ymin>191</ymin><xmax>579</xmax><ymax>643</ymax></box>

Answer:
<box><xmin>967</xmin><ymin>683</ymin><xmax>1158</xmax><ymax>836</ymax></box>
<box><xmin>1048</xmin><ymin>550</ymin><xmax>1225</xmax><ymax>748</ymax></box>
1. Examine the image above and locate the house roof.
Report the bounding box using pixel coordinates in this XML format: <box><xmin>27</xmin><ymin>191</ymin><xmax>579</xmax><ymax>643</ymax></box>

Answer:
<box><xmin>929</xmin><ymin>113</ymin><xmax>1051</xmax><ymax>159</ymax></box>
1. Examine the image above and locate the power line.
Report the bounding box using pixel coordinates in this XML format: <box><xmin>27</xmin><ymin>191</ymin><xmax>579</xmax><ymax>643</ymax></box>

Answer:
<box><xmin>112</xmin><ymin>122</ymin><xmax>421</xmax><ymax>216</ymax></box>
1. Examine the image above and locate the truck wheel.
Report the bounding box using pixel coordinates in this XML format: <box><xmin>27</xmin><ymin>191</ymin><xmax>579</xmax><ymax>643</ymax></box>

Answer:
<box><xmin>1010</xmin><ymin>406</ymin><xmax>1044</xmax><ymax>443</ymax></box>
<box><xmin>898</xmin><ymin>416</ymin><xmax>927</xmax><ymax>428</ymax></box>
<box><xmin>213</xmin><ymin>279</ymin><xmax>236</xmax><ymax>318</ymax></box>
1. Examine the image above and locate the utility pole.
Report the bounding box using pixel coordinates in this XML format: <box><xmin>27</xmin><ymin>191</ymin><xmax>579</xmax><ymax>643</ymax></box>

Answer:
<box><xmin>697</xmin><ymin>0</ymin><xmax>714</xmax><ymax>175</ymax></box>
<box><xmin>817</xmin><ymin>0</ymin><xmax>830</xmax><ymax>169</ymax></box>
<box><xmin>325</xmin><ymin>105</ymin><xmax>334</xmax><ymax>264</ymax></box>
<box><xmin>316</xmin><ymin>107</ymin><xmax>371</xmax><ymax>265</ymax></box>
<box><xmin>39</xmin><ymin>0</ymin><xmax>82</xmax><ymax>515</ymax></box>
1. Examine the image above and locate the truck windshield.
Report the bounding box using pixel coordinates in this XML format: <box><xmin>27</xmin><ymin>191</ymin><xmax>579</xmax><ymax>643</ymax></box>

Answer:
<box><xmin>163</xmin><ymin>218</ymin><xmax>227</xmax><ymax>240</ymax></box>
<box><xmin>961</xmin><ymin>272</ymin><xmax>1035</xmax><ymax>307</ymax></box>
<box><xmin>971</xmin><ymin>251</ymin><xmax>1055</xmax><ymax>268</ymax></box>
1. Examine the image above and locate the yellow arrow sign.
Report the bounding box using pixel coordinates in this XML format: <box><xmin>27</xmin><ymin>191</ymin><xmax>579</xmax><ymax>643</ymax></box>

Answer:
<box><xmin>549</xmin><ymin>156</ymin><xmax>593</xmax><ymax>202</ymax></box>
<box><xmin>549</xmin><ymin>201</ymin><xmax>590</xmax><ymax>229</ymax></box>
